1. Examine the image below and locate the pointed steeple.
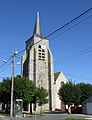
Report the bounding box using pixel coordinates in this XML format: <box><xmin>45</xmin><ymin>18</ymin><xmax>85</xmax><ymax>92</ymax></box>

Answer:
<box><xmin>33</xmin><ymin>11</ymin><xmax>42</xmax><ymax>36</ymax></box>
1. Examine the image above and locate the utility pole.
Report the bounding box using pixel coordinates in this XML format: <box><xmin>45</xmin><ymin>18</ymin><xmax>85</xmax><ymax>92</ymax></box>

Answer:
<box><xmin>10</xmin><ymin>51</ymin><xmax>18</xmax><ymax>117</ymax></box>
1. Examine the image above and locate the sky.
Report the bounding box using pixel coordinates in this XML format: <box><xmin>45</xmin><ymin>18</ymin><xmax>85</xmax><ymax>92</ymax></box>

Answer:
<box><xmin>0</xmin><ymin>0</ymin><xmax>92</xmax><ymax>84</ymax></box>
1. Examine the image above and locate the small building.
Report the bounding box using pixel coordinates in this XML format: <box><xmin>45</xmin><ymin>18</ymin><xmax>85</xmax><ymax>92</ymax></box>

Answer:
<box><xmin>82</xmin><ymin>96</ymin><xmax>92</xmax><ymax>115</ymax></box>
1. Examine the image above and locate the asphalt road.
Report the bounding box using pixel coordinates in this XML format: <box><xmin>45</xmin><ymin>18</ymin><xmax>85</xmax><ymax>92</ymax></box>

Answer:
<box><xmin>0</xmin><ymin>113</ymin><xmax>92</xmax><ymax>120</ymax></box>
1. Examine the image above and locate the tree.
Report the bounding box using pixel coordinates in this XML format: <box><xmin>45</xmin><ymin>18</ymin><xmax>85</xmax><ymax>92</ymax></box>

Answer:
<box><xmin>0</xmin><ymin>77</ymin><xmax>36</xmax><ymax>110</ymax></box>
<box><xmin>14</xmin><ymin>77</ymin><xmax>36</xmax><ymax>103</ymax></box>
<box><xmin>14</xmin><ymin>77</ymin><xmax>36</xmax><ymax>114</ymax></box>
<box><xmin>0</xmin><ymin>78</ymin><xmax>11</xmax><ymax>109</ymax></box>
<box><xmin>36</xmin><ymin>87</ymin><xmax>48</xmax><ymax>114</ymax></box>
<box><xmin>58</xmin><ymin>81</ymin><xmax>81</xmax><ymax>113</ymax></box>
<box><xmin>76</xmin><ymin>83</ymin><xmax>92</xmax><ymax>104</ymax></box>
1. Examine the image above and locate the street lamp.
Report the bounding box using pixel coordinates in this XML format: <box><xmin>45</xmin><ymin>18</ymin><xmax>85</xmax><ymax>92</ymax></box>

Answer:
<box><xmin>3</xmin><ymin>51</ymin><xmax>18</xmax><ymax>117</ymax></box>
<box><xmin>10</xmin><ymin>51</ymin><xmax>18</xmax><ymax>117</ymax></box>
<box><xmin>3</xmin><ymin>60</ymin><xmax>7</xmax><ymax>63</ymax></box>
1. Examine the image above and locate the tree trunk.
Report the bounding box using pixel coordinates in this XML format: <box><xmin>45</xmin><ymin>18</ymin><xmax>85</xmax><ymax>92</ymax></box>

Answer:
<box><xmin>40</xmin><ymin>105</ymin><xmax>42</xmax><ymax>114</ymax></box>
<box><xmin>30</xmin><ymin>103</ymin><xmax>32</xmax><ymax>114</ymax></box>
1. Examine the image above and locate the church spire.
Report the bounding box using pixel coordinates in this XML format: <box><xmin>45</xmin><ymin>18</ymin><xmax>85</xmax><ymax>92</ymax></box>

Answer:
<box><xmin>33</xmin><ymin>11</ymin><xmax>41</xmax><ymax>36</ymax></box>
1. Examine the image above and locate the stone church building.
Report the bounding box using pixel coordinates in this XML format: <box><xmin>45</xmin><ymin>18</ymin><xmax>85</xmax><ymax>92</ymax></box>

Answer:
<box><xmin>22</xmin><ymin>12</ymin><xmax>68</xmax><ymax>112</ymax></box>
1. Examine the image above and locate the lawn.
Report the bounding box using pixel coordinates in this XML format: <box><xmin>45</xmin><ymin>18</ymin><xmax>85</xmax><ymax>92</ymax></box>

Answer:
<box><xmin>0</xmin><ymin>113</ymin><xmax>9</xmax><ymax>117</ymax></box>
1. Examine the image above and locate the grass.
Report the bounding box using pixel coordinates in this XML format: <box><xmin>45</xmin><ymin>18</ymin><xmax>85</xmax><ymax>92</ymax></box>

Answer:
<box><xmin>0</xmin><ymin>113</ymin><xmax>9</xmax><ymax>117</ymax></box>
<box><xmin>64</xmin><ymin>118</ymin><xmax>85</xmax><ymax>120</ymax></box>
<box><xmin>25</xmin><ymin>113</ymin><xmax>45</xmax><ymax>118</ymax></box>
<box><xmin>0</xmin><ymin>112</ymin><xmax>45</xmax><ymax>118</ymax></box>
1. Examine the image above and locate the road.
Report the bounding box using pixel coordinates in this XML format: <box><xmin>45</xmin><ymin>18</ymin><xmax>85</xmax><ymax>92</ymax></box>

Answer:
<box><xmin>0</xmin><ymin>113</ymin><xmax>92</xmax><ymax>120</ymax></box>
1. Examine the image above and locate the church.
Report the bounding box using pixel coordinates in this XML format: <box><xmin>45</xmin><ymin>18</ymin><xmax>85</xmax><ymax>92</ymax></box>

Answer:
<box><xmin>22</xmin><ymin>12</ymin><xmax>68</xmax><ymax>112</ymax></box>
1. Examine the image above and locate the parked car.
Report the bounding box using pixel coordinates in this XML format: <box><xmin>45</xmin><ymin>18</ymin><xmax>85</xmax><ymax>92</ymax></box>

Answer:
<box><xmin>71</xmin><ymin>105</ymin><xmax>82</xmax><ymax>114</ymax></box>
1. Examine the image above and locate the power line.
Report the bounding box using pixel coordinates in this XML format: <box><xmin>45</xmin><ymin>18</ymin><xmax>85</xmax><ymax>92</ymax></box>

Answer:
<box><xmin>54</xmin><ymin>46</ymin><xmax>92</xmax><ymax>61</ymax></box>
<box><xmin>49</xmin><ymin>14</ymin><xmax>92</xmax><ymax>41</ymax></box>
<box><xmin>15</xmin><ymin>7</ymin><xmax>92</xmax><ymax>63</ymax></box>
<box><xmin>0</xmin><ymin>62</ymin><xmax>11</xmax><ymax>73</ymax></box>
<box><xmin>15</xmin><ymin>45</ymin><xmax>92</xmax><ymax>66</ymax></box>
<box><xmin>54</xmin><ymin>46</ymin><xmax>92</xmax><ymax>65</ymax></box>
<box><xmin>1</xmin><ymin>56</ymin><xmax>91</xmax><ymax>83</ymax></box>
<box><xmin>17</xmin><ymin>49</ymin><xmax>25</xmax><ymax>55</ymax></box>
<box><xmin>44</xmin><ymin>7</ymin><xmax>92</xmax><ymax>40</ymax></box>
<box><xmin>0</xmin><ymin>57</ymin><xmax>12</xmax><ymax>69</ymax></box>
<box><xmin>0</xmin><ymin>49</ymin><xmax>24</xmax><ymax>73</ymax></box>
<box><xmin>13</xmin><ymin>43</ymin><xmax>92</xmax><ymax>68</ymax></box>
<box><xmin>29</xmin><ymin>7</ymin><xmax>92</xmax><ymax>46</ymax></box>
<box><xmin>1</xmin><ymin>7</ymin><xmax>92</xmax><ymax>77</ymax></box>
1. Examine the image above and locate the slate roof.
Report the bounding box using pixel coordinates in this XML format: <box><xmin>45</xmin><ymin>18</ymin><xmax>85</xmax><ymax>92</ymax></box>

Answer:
<box><xmin>54</xmin><ymin>72</ymin><xmax>61</xmax><ymax>82</ymax></box>
<box><xmin>33</xmin><ymin>11</ymin><xmax>42</xmax><ymax>36</ymax></box>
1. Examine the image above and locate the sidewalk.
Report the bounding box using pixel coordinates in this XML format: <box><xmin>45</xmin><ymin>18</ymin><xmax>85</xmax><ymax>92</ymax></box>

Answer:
<box><xmin>69</xmin><ymin>114</ymin><xmax>92</xmax><ymax>120</ymax></box>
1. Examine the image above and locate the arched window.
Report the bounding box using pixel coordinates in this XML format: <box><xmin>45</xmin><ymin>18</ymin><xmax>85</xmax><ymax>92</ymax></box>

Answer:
<box><xmin>61</xmin><ymin>81</ymin><xmax>64</xmax><ymax>86</ymax></box>
<box><xmin>38</xmin><ymin>45</ymin><xmax>41</xmax><ymax>48</ymax></box>
<box><xmin>42</xmin><ymin>49</ymin><xmax>45</xmax><ymax>52</ymax></box>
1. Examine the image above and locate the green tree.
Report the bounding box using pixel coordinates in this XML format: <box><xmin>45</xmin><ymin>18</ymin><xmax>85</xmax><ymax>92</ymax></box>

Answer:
<box><xmin>14</xmin><ymin>77</ymin><xmax>36</xmax><ymax>114</ymax></box>
<box><xmin>0</xmin><ymin>78</ymin><xmax>11</xmax><ymax>109</ymax></box>
<box><xmin>14</xmin><ymin>77</ymin><xmax>36</xmax><ymax>102</ymax></box>
<box><xmin>58</xmin><ymin>81</ymin><xmax>81</xmax><ymax>113</ymax></box>
<box><xmin>36</xmin><ymin>87</ymin><xmax>48</xmax><ymax>114</ymax></box>
<box><xmin>76</xmin><ymin>83</ymin><xmax>92</xmax><ymax>103</ymax></box>
<box><xmin>0</xmin><ymin>77</ymin><xmax>36</xmax><ymax>109</ymax></box>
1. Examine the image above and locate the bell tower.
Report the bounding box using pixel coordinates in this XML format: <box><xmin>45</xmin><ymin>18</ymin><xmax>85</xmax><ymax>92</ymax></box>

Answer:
<box><xmin>22</xmin><ymin>12</ymin><xmax>55</xmax><ymax>111</ymax></box>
